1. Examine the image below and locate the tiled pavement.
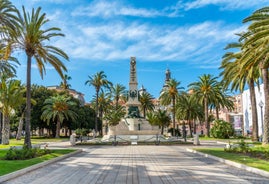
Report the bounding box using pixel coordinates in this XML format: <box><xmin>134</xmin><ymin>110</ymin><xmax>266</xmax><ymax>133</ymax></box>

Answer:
<box><xmin>3</xmin><ymin>144</ymin><xmax>269</xmax><ymax>184</ymax></box>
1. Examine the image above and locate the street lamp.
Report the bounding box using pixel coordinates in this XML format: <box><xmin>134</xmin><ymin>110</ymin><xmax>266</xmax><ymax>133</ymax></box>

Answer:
<box><xmin>259</xmin><ymin>100</ymin><xmax>264</xmax><ymax>139</ymax></box>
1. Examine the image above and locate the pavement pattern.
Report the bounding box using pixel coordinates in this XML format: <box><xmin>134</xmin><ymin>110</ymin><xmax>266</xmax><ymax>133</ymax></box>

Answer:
<box><xmin>3</xmin><ymin>145</ymin><xmax>269</xmax><ymax>184</ymax></box>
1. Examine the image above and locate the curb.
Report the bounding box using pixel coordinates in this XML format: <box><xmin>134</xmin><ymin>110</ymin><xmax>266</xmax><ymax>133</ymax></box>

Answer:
<box><xmin>0</xmin><ymin>149</ymin><xmax>83</xmax><ymax>183</ymax></box>
<box><xmin>186</xmin><ymin>148</ymin><xmax>269</xmax><ymax>178</ymax></box>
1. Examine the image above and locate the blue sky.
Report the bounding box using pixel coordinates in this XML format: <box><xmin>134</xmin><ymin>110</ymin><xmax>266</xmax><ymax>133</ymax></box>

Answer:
<box><xmin>11</xmin><ymin>0</ymin><xmax>268</xmax><ymax>102</ymax></box>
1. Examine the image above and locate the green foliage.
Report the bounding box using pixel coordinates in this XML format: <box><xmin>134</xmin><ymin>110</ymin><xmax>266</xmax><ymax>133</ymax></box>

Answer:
<box><xmin>224</xmin><ymin>140</ymin><xmax>250</xmax><ymax>153</ymax></box>
<box><xmin>5</xmin><ymin>147</ymin><xmax>51</xmax><ymax>160</ymax></box>
<box><xmin>75</xmin><ymin>128</ymin><xmax>89</xmax><ymax>136</ymax></box>
<box><xmin>210</xmin><ymin>120</ymin><xmax>234</xmax><ymax>139</ymax></box>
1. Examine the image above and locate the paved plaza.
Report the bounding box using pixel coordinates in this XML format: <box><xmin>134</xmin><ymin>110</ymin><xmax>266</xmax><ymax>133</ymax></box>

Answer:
<box><xmin>3</xmin><ymin>144</ymin><xmax>269</xmax><ymax>184</ymax></box>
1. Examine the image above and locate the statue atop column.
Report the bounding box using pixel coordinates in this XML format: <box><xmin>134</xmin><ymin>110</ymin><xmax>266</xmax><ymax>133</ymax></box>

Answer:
<box><xmin>126</xmin><ymin>57</ymin><xmax>141</xmax><ymax>118</ymax></box>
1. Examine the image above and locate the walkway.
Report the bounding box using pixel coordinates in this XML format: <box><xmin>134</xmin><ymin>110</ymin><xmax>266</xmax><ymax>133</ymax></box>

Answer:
<box><xmin>3</xmin><ymin>144</ymin><xmax>269</xmax><ymax>184</ymax></box>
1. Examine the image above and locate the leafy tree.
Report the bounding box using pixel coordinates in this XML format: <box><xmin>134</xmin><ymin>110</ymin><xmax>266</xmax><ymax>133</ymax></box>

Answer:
<box><xmin>0</xmin><ymin>77</ymin><xmax>24</xmax><ymax>144</ymax></box>
<box><xmin>188</xmin><ymin>74</ymin><xmax>219</xmax><ymax>137</ymax></box>
<box><xmin>60</xmin><ymin>74</ymin><xmax>72</xmax><ymax>89</ymax></box>
<box><xmin>110</xmin><ymin>83</ymin><xmax>126</xmax><ymax>108</ymax></box>
<box><xmin>155</xmin><ymin>109</ymin><xmax>171</xmax><ymax>135</ymax></box>
<box><xmin>41</xmin><ymin>95</ymin><xmax>77</xmax><ymax>138</ymax></box>
<box><xmin>242</xmin><ymin>7</ymin><xmax>269</xmax><ymax>145</ymax></box>
<box><xmin>210</xmin><ymin>120</ymin><xmax>234</xmax><ymax>139</ymax></box>
<box><xmin>85</xmin><ymin>71</ymin><xmax>111</xmax><ymax>133</ymax></box>
<box><xmin>103</xmin><ymin>105</ymin><xmax>126</xmax><ymax>126</ymax></box>
<box><xmin>220</xmin><ymin>38</ymin><xmax>260</xmax><ymax>142</ymax></box>
<box><xmin>160</xmin><ymin>78</ymin><xmax>183</xmax><ymax>136</ymax></box>
<box><xmin>176</xmin><ymin>92</ymin><xmax>203</xmax><ymax>137</ymax></box>
<box><xmin>9</xmin><ymin>6</ymin><xmax>68</xmax><ymax>148</ymax></box>
<box><xmin>139</xmin><ymin>91</ymin><xmax>154</xmax><ymax>118</ymax></box>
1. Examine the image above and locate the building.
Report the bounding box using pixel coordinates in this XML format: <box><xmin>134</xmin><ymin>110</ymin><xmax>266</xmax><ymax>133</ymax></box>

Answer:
<box><xmin>242</xmin><ymin>84</ymin><xmax>265</xmax><ymax>136</ymax></box>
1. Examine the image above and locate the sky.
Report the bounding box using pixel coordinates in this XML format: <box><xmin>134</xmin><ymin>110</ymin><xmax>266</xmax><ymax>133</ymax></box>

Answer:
<box><xmin>10</xmin><ymin>0</ymin><xmax>269</xmax><ymax>102</ymax></box>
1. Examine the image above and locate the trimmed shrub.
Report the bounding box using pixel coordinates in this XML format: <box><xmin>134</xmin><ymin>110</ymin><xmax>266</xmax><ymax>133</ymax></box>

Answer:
<box><xmin>5</xmin><ymin>146</ymin><xmax>51</xmax><ymax>160</ymax></box>
<box><xmin>210</xmin><ymin>120</ymin><xmax>234</xmax><ymax>139</ymax></box>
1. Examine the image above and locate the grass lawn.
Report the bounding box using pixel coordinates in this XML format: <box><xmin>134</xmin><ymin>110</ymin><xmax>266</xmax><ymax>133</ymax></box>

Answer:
<box><xmin>196</xmin><ymin>148</ymin><xmax>269</xmax><ymax>172</ymax></box>
<box><xmin>0</xmin><ymin>149</ymin><xmax>75</xmax><ymax>176</ymax></box>
<box><xmin>0</xmin><ymin>137</ymin><xmax>69</xmax><ymax>149</ymax></box>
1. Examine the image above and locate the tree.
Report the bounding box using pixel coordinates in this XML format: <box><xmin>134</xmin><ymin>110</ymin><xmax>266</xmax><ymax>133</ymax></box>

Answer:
<box><xmin>188</xmin><ymin>74</ymin><xmax>219</xmax><ymax>137</ymax></box>
<box><xmin>91</xmin><ymin>91</ymin><xmax>111</xmax><ymax>136</ymax></box>
<box><xmin>160</xmin><ymin>78</ymin><xmax>183</xmax><ymax>136</ymax></box>
<box><xmin>41</xmin><ymin>95</ymin><xmax>77</xmax><ymax>138</ymax></box>
<box><xmin>139</xmin><ymin>91</ymin><xmax>154</xmax><ymax>118</ymax></box>
<box><xmin>220</xmin><ymin>39</ymin><xmax>260</xmax><ymax>142</ymax></box>
<box><xmin>110</xmin><ymin>83</ymin><xmax>126</xmax><ymax>108</ymax></box>
<box><xmin>242</xmin><ymin>7</ymin><xmax>269</xmax><ymax>145</ymax></box>
<box><xmin>85</xmin><ymin>71</ymin><xmax>111</xmax><ymax>134</ymax></box>
<box><xmin>155</xmin><ymin>109</ymin><xmax>171</xmax><ymax>135</ymax></box>
<box><xmin>60</xmin><ymin>74</ymin><xmax>72</xmax><ymax>89</ymax></box>
<box><xmin>9</xmin><ymin>6</ymin><xmax>68</xmax><ymax>148</ymax></box>
<box><xmin>0</xmin><ymin>0</ymin><xmax>19</xmax><ymax>77</ymax></box>
<box><xmin>0</xmin><ymin>77</ymin><xmax>24</xmax><ymax>144</ymax></box>
<box><xmin>103</xmin><ymin>105</ymin><xmax>126</xmax><ymax>127</ymax></box>
<box><xmin>176</xmin><ymin>92</ymin><xmax>203</xmax><ymax>137</ymax></box>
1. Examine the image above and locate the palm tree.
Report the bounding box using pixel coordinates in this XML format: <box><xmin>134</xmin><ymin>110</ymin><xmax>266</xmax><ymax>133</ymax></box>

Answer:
<box><xmin>60</xmin><ymin>74</ymin><xmax>72</xmax><ymax>90</ymax></box>
<box><xmin>91</xmin><ymin>91</ymin><xmax>111</xmax><ymax>135</ymax></box>
<box><xmin>41</xmin><ymin>95</ymin><xmax>77</xmax><ymax>138</ymax></box>
<box><xmin>220</xmin><ymin>39</ymin><xmax>260</xmax><ymax>142</ymax></box>
<box><xmin>0</xmin><ymin>0</ymin><xmax>18</xmax><ymax>37</ymax></box>
<box><xmin>9</xmin><ymin>6</ymin><xmax>68</xmax><ymax>148</ymax></box>
<box><xmin>85</xmin><ymin>71</ymin><xmax>111</xmax><ymax>134</ymax></box>
<box><xmin>139</xmin><ymin>91</ymin><xmax>154</xmax><ymax>118</ymax></box>
<box><xmin>146</xmin><ymin>111</ymin><xmax>157</xmax><ymax>126</ymax></box>
<box><xmin>159</xmin><ymin>78</ymin><xmax>183</xmax><ymax>136</ymax></box>
<box><xmin>188</xmin><ymin>74</ymin><xmax>219</xmax><ymax>137</ymax></box>
<box><xmin>176</xmin><ymin>92</ymin><xmax>203</xmax><ymax>137</ymax></box>
<box><xmin>155</xmin><ymin>109</ymin><xmax>171</xmax><ymax>135</ymax></box>
<box><xmin>103</xmin><ymin>105</ymin><xmax>126</xmax><ymax>127</ymax></box>
<box><xmin>110</xmin><ymin>83</ymin><xmax>126</xmax><ymax>108</ymax></box>
<box><xmin>0</xmin><ymin>77</ymin><xmax>24</xmax><ymax>144</ymax></box>
<box><xmin>242</xmin><ymin>7</ymin><xmax>269</xmax><ymax>144</ymax></box>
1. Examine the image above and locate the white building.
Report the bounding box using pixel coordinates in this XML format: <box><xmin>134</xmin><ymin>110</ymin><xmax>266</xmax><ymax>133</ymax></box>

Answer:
<box><xmin>242</xmin><ymin>84</ymin><xmax>265</xmax><ymax>136</ymax></box>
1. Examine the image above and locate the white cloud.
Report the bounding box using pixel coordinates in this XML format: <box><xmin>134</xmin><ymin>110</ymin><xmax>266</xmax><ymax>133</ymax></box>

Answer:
<box><xmin>56</xmin><ymin>20</ymin><xmax>245</xmax><ymax>68</ymax></box>
<box><xmin>182</xmin><ymin>0</ymin><xmax>269</xmax><ymax>11</ymax></box>
<box><xmin>72</xmin><ymin>0</ymin><xmax>180</xmax><ymax>18</ymax></box>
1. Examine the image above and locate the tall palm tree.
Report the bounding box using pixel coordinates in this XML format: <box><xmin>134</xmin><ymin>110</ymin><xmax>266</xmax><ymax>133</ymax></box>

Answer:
<box><xmin>110</xmin><ymin>83</ymin><xmax>126</xmax><ymax>108</ymax></box>
<box><xmin>176</xmin><ymin>92</ymin><xmax>203</xmax><ymax>137</ymax></box>
<box><xmin>160</xmin><ymin>78</ymin><xmax>183</xmax><ymax>136</ymax></box>
<box><xmin>41</xmin><ymin>95</ymin><xmax>77</xmax><ymax>138</ymax></box>
<box><xmin>242</xmin><ymin>7</ymin><xmax>269</xmax><ymax>144</ymax></box>
<box><xmin>9</xmin><ymin>7</ymin><xmax>68</xmax><ymax>148</ymax></box>
<box><xmin>0</xmin><ymin>0</ymin><xmax>19</xmax><ymax>77</ymax></box>
<box><xmin>139</xmin><ymin>91</ymin><xmax>154</xmax><ymax>118</ymax></box>
<box><xmin>91</xmin><ymin>91</ymin><xmax>111</xmax><ymax>136</ymax></box>
<box><xmin>188</xmin><ymin>74</ymin><xmax>219</xmax><ymax>137</ymax></box>
<box><xmin>85</xmin><ymin>71</ymin><xmax>111</xmax><ymax>133</ymax></box>
<box><xmin>0</xmin><ymin>77</ymin><xmax>24</xmax><ymax>144</ymax></box>
<box><xmin>220</xmin><ymin>39</ymin><xmax>260</xmax><ymax>141</ymax></box>
<box><xmin>0</xmin><ymin>0</ymin><xmax>18</xmax><ymax>37</ymax></box>
<box><xmin>60</xmin><ymin>74</ymin><xmax>72</xmax><ymax>90</ymax></box>
<box><xmin>155</xmin><ymin>109</ymin><xmax>171</xmax><ymax>135</ymax></box>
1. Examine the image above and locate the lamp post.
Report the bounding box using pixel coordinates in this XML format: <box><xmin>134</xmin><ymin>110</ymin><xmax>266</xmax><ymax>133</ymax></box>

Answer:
<box><xmin>259</xmin><ymin>100</ymin><xmax>264</xmax><ymax>140</ymax></box>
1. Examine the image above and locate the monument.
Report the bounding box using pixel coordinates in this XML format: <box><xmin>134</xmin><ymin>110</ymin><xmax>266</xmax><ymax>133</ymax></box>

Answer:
<box><xmin>103</xmin><ymin>57</ymin><xmax>160</xmax><ymax>142</ymax></box>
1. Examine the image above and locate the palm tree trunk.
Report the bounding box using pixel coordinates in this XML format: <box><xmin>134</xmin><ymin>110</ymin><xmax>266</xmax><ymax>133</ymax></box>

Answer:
<box><xmin>205</xmin><ymin>98</ymin><xmax>210</xmax><ymax>137</ymax></box>
<box><xmin>188</xmin><ymin>119</ymin><xmax>193</xmax><ymax>137</ymax></box>
<box><xmin>262</xmin><ymin>68</ymin><xmax>269</xmax><ymax>145</ymax></box>
<box><xmin>24</xmin><ymin>55</ymin><xmax>32</xmax><ymax>148</ymax></box>
<box><xmin>55</xmin><ymin>119</ymin><xmax>61</xmax><ymax>138</ymax></box>
<box><xmin>172</xmin><ymin>97</ymin><xmax>176</xmax><ymax>136</ymax></box>
<box><xmin>2</xmin><ymin>114</ymin><xmax>10</xmax><ymax>145</ymax></box>
<box><xmin>249</xmin><ymin>80</ymin><xmax>258</xmax><ymax>142</ymax></box>
<box><xmin>161</xmin><ymin>126</ymin><xmax>164</xmax><ymax>135</ymax></box>
<box><xmin>216</xmin><ymin>106</ymin><xmax>220</xmax><ymax>120</ymax></box>
<box><xmin>16</xmin><ymin>113</ymin><xmax>24</xmax><ymax>140</ymax></box>
<box><xmin>95</xmin><ymin>90</ymin><xmax>99</xmax><ymax>134</ymax></box>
